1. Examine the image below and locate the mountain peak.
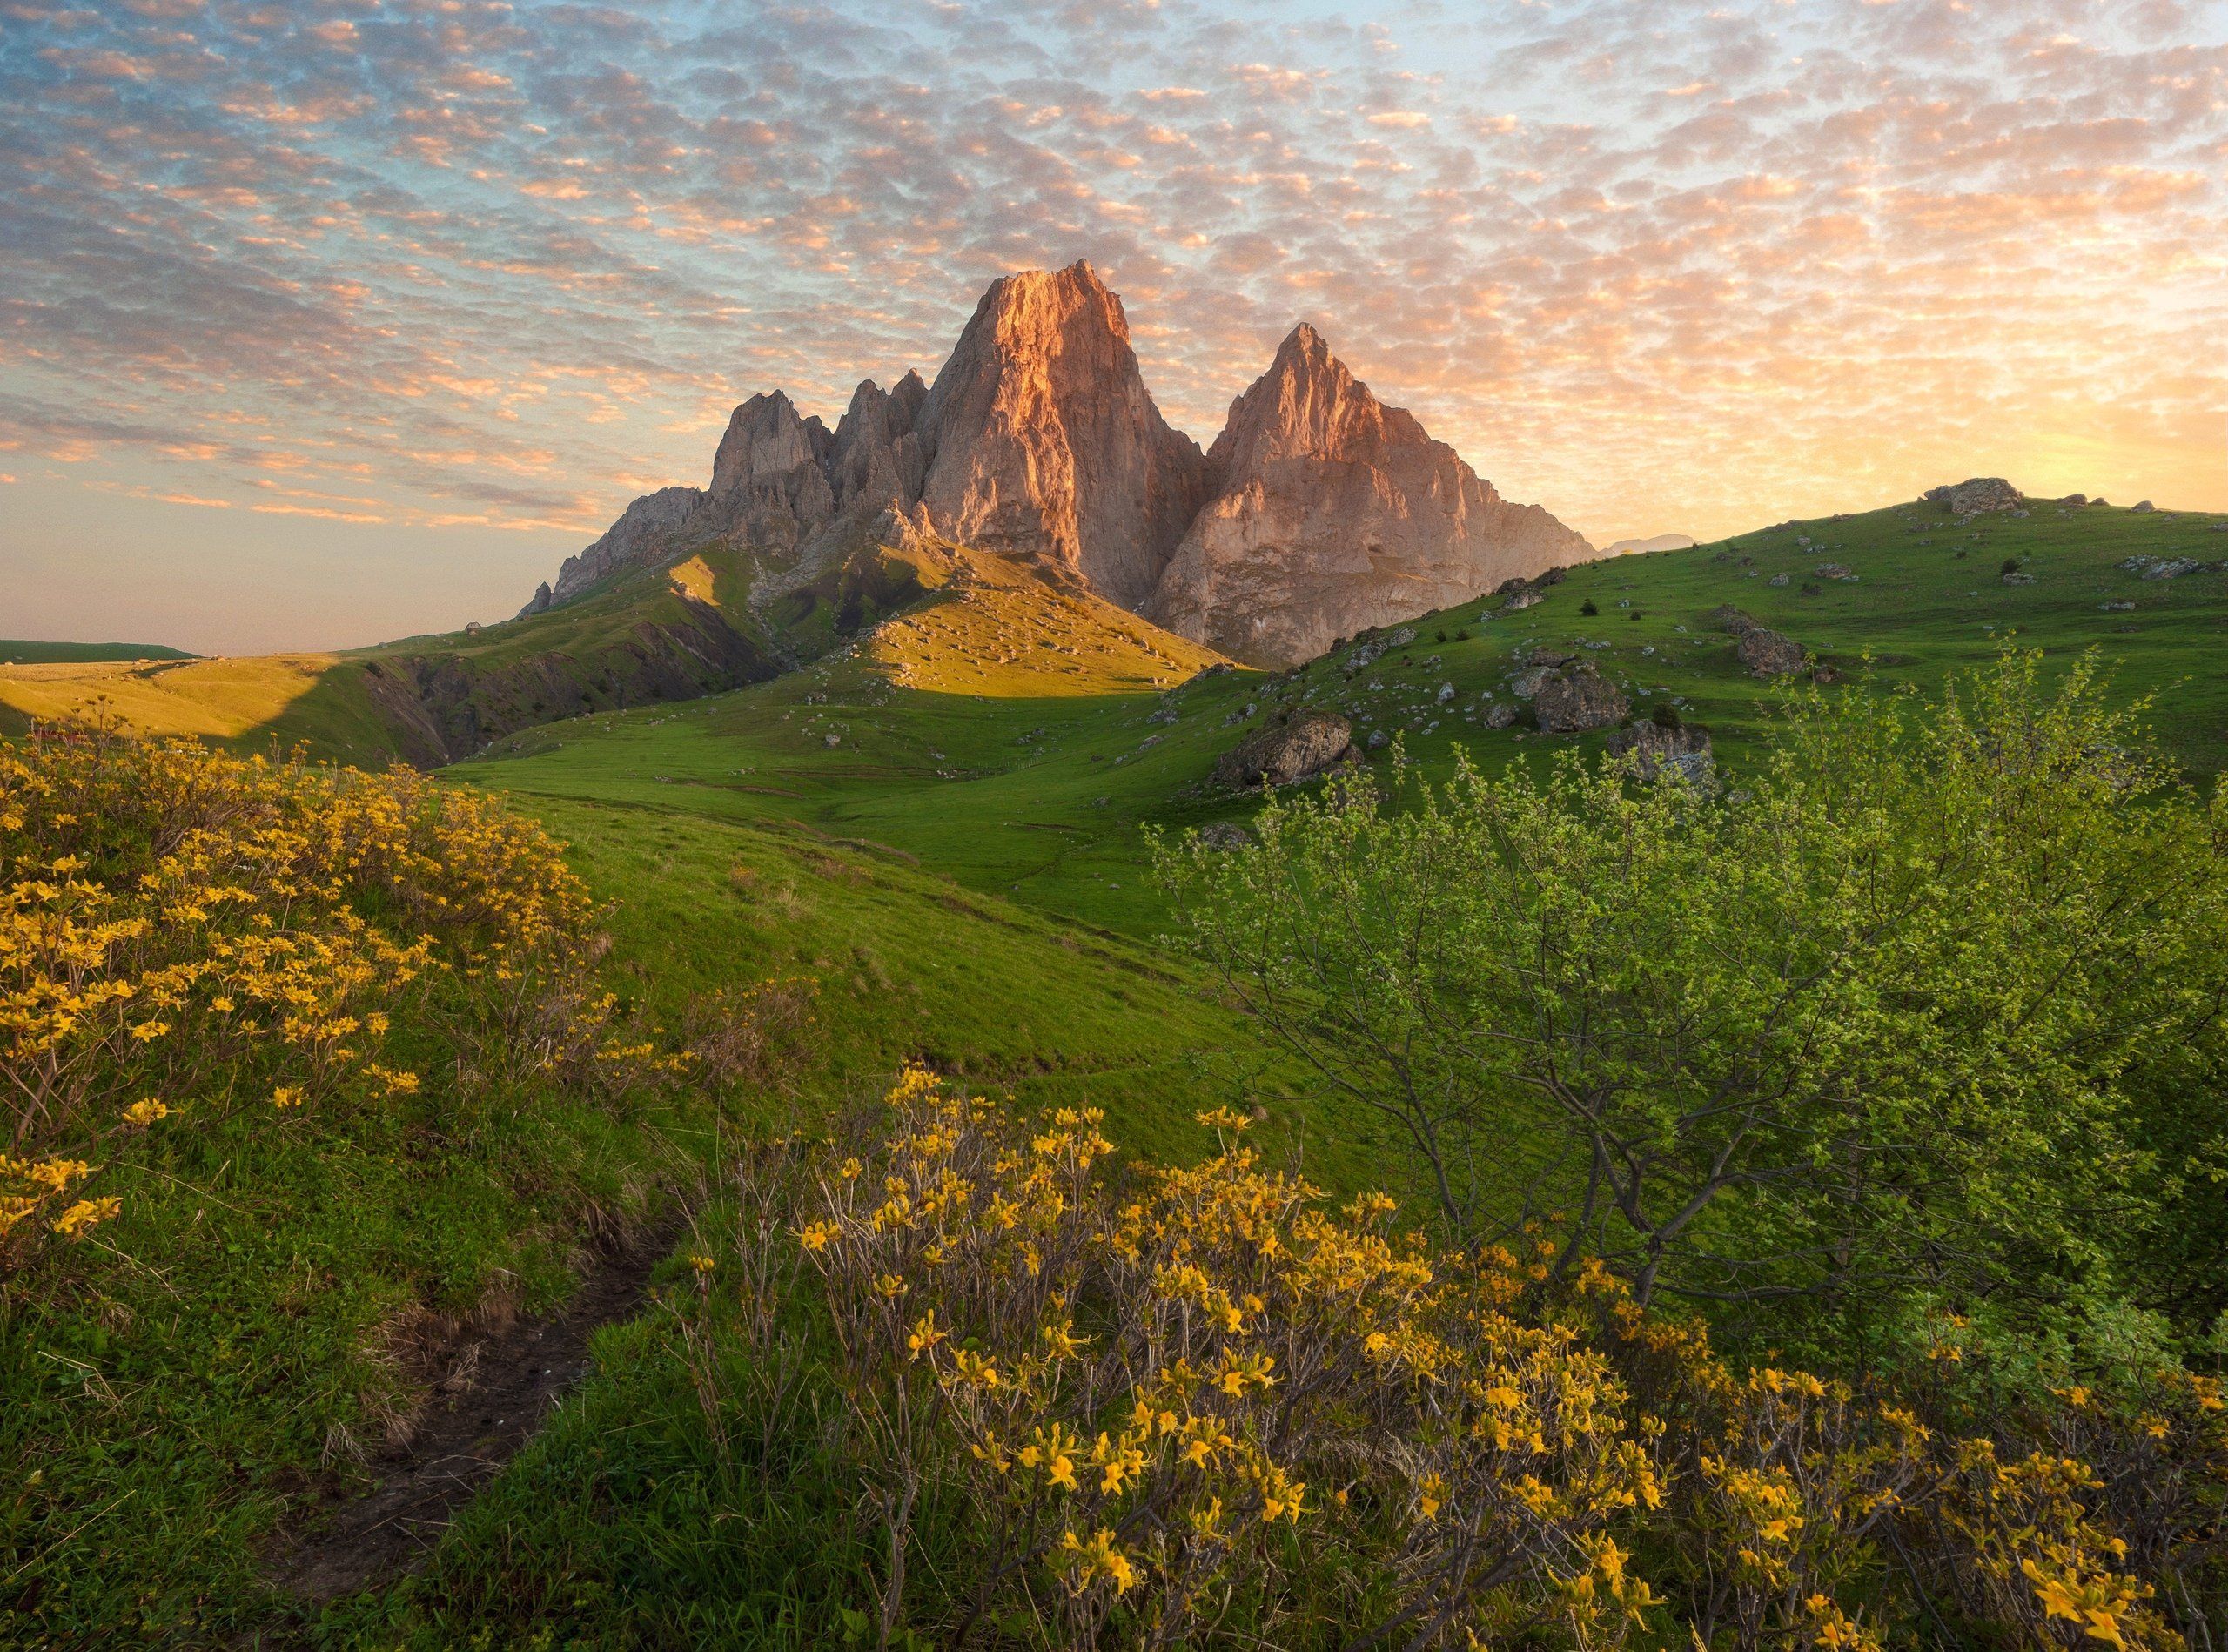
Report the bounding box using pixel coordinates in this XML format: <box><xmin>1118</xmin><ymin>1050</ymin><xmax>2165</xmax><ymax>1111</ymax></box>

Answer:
<box><xmin>913</xmin><ymin>260</ymin><xmax>1204</xmax><ymax>608</ymax></box>
<box><xmin>535</xmin><ymin>264</ymin><xmax>1589</xmax><ymax>661</ymax></box>
<box><xmin>1150</xmin><ymin>322</ymin><xmax>1590</xmax><ymax>666</ymax></box>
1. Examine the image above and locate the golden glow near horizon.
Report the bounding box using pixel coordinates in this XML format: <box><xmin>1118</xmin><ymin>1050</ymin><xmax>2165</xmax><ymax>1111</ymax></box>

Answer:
<box><xmin>0</xmin><ymin>0</ymin><xmax>2223</xmax><ymax>652</ymax></box>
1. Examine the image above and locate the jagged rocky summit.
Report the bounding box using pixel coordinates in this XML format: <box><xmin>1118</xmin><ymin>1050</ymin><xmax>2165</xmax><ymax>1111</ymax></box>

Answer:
<box><xmin>525</xmin><ymin>262</ymin><xmax>1592</xmax><ymax>668</ymax></box>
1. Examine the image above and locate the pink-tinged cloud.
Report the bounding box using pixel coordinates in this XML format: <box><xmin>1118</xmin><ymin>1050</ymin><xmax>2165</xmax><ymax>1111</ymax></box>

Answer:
<box><xmin>0</xmin><ymin>0</ymin><xmax>2224</xmax><ymax>654</ymax></box>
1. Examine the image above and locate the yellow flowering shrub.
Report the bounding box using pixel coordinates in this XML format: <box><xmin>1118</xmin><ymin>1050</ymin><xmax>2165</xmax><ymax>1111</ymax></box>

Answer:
<box><xmin>0</xmin><ymin>729</ymin><xmax>595</xmax><ymax>1268</ymax></box>
<box><xmin>715</xmin><ymin>1068</ymin><xmax>2216</xmax><ymax>1649</ymax></box>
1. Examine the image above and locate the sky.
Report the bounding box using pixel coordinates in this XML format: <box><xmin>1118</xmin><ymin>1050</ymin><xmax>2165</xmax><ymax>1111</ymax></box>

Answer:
<box><xmin>2</xmin><ymin>0</ymin><xmax>2225</xmax><ymax>655</ymax></box>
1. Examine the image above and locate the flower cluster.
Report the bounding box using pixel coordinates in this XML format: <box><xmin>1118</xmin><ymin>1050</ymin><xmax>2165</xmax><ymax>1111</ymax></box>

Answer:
<box><xmin>0</xmin><ymin>729</ymin><xmax>595</xmax><ymax>1266</ymax></box>
<box><xmin>743</xmin><ymin>1070</ymin><xmax>2214</xmax><ymax>1649</ymax></box>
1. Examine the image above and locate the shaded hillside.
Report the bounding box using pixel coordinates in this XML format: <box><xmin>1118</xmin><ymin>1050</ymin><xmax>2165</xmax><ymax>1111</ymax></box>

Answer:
<box><xmin>0</xmin><ymin>534</ymin><xmax>942</xmax><ymax>764</ymax></box>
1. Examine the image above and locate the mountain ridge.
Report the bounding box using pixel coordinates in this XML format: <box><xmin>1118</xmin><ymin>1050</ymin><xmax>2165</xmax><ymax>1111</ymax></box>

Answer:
<box><xmin>524</xmin><ymin>263</ymin><xmax>1592</xmax><ymax>667</ymax></box>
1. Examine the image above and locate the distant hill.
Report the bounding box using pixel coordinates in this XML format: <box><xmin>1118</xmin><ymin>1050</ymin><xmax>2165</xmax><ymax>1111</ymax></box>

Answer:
<box><xmin>0</xmin><ymin>640</ymin><xmax>194</xmax><ymax>665</ymax></box>
<box><xmin>1604</xmin><ymin>533</ymin><xmax>1696</xmax><ymax>555</ymax></box>
<box><xmin>0</xmin><ymin>519</ymin><xmax>1226</xmax><ymax>765</ymax></box>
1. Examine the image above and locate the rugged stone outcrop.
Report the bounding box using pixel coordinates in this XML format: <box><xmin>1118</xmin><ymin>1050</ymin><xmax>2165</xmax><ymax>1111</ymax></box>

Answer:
<box><xmin>528</xmin><ymin>265</ymin><xmax>1594</xmax><ymax>664</ymax></box>
<box><xmin>1532</xmin><ymin>666</ymin><xmax>1628</xmax><ymax>734</ymax></box>
<box><xmin>1736</xmin><ymin>627</ymin><xmax>1806</xmax><ymax>676</ymax></box>
<box><xmin>1148</xmin><ymin>324</ymin><xmax>1592</xmax><ymax>668</ymax></box>
<box><xmin>536</xmin><ymin>486</ymin><xmax>708</xmax><ymax>611</ymax></box>
<box><xmin>1607</xmin><ymin>721</ymin><xmax>1713</xmax><ymax>782</ymax></box>
<box><xmin>916</xmin><ymin>264</ymin><xmax>1208</xmax><ymax>608</ymax></box>
<box><xmin>1213</xmin><ymin>713</ymin><xmax>1356</xmax><ymax>789</ymax></box>
<box><xmin>1923</xmin><ymin>477</ymin><xmax>2022</xmax><ymax>514</ymax></box>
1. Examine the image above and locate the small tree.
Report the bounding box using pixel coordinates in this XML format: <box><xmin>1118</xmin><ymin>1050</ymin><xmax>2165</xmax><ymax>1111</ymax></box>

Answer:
<box><xmin>1156</xmin><ymin>655</ymin><xmax>2228</xmax><ymax>1356</ymax></box>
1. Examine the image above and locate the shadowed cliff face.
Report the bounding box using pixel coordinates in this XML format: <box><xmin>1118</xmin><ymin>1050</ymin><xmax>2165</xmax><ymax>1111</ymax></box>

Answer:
<box><xmin>528</xmin><ymin>263</ymin><xmax>1593</xmax><ymax>668</ymax></box>
<box><xmin>366</xmin><ymin>595</ymin><xmax>777</xmax><ymax>766</ymax></box>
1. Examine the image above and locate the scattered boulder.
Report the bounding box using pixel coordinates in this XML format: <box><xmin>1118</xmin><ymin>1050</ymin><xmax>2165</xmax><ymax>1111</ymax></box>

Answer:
<box><xmin>1606</xmin><ymin>722</ymin><xmax>1714</xmax><ymax>782</ymax></box>
<box><xmin>1814</xmin><ymin>562</ymin><xmax>1856</xmax><ymax>581</ymax></box>
<box><xmin>1194</xmin><ymin>821</ymin><xmax>1253</xmax><ymax>850</ymax></box>
<box><xmin>2123</xmin><ymin>554</ymin><xmax>2202</xmax><ymax>581</ymax></box>
<box><xmin>1768</xmin><ymin>573</ymin><xmax>1790</xmax><ymax>587</ymax></box>
<box><xmin>1812</xmin><ymin>663</ymin><xmax>1844</xmax><ymax>685</ymax></box>
<box><xmin>1503</xmin><ymin>588</ymin><xmax>1543</xmax><ymax>611</ymax></box>
<box><xmin>1713</xmin><ymin>604</ymin><xmax>1757</xmax><ymax>635</ymax></box>
<box><xmin>1213</xmin><ymin>713</ymin><xmax>1356</xmax><ymax>789</ymax></box>
<box><xmin>1533</xmin><ymin>665</ymin><xmax>1630</xmax><ymax>734</ymax></box>
<box><xmin>1923</xmin><ymin>477</ymin><xmax>2023</xmax><ymax>514</ymax></box>
<box><xmin>1481</xmin><ymin>702</ymin><xmax>1519</xmax><ymax>730</ymax></box>
<box><xmin>2131</xmin><ymin>500</ymin><xmax>2155</xmax><ymax>513</ymax></box>
<box><xmin>2100</xmin><ymin>601</ymin><xmax>2135</xmax><ymax>613</ymax></box>
<box><xmin>2059</xmin><ymin>493</ymin><xmax>2088</xmax><ymax>506</ymax></box>
<box><xmin>1736</xmin><ymin>626</ymin><xmax>1806</xmax><ymax>677</ymax></box>
<box><xmin>2002</xmin><ymin>571</ymin><xmax>2035</xmax><ymax>586</ymax></box>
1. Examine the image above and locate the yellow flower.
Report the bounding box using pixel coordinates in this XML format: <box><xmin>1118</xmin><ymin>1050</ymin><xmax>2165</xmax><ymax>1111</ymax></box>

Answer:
<box><xmin>688</xmin><ymin>1252</ymin><xmax>717</xmax><ymax>1274</ymax></box>
<box><xmin>122</xmin><ymin>1098</ymin><xmax>170</xmax><ymax>1128</ymax></box>
<box><xmin>272</xmin><ymin>1085</ymin><xmax>305</xmax><ymax>1110</ymax></box>
<box><xmin>1060</xmin><ymin>1528</ymin><xmax>1136</xmax><ymax>1594</ymax></box>
<box><xmin>907</xmin><ymin>1312</ymin><xmax>947</xmax><ymax>1360</ymax></box>
<box><xmin>50</xmin><ymin>1196</ymin><xmax>121</xmax><ymax>1237</ymax></box>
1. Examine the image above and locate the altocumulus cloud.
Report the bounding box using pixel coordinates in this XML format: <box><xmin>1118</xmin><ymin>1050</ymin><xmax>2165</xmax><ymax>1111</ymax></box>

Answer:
<box><xmin>1</xmin><ymin>0</ymin><xmax>2223</xmax><ymax>618</ymax></box>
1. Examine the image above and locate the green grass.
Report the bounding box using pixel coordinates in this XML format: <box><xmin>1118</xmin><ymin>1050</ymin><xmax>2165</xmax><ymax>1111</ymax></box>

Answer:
<box><xmin>1</xmin><ymin>795</ymin><xmax>1382</xmax><ymax>1645</ymax></box>
<box><xmin>454</xmin><ymin>499</ymin><xmax>2228</xmax><ymax>941</ymax></box>
<box><xmin>12</xmin><ymin>490</ymin><xmax>2226</xmax><ymax>1642</ymax></box>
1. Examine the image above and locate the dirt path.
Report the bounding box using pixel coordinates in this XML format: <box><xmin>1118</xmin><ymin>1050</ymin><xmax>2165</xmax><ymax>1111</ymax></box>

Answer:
<box><xmin>265</xmin><ymin>1240</ymin><xmax>666</xmax><ymax>1604</ymax></box>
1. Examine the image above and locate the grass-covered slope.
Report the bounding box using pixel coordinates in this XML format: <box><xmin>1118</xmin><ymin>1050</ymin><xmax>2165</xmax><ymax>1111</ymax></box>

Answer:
<box><xmin>456</xmin><ymin>496</ymin><xmax>2228</xmax><ymax>940</ymax></box>
<box><xmin>1</xmin><ymin>735</ymin><xmax>1368</xmax><ymax>1642</ymax></box>
<box><xmin>0</xmin><ymin>544</ymin><xmax>789</xmax><ymax>766</ymax></box>
<box><xmin>453</xmin><ymin>540</ymin><xmax>1243</xmax><ymax>930</ymax></box>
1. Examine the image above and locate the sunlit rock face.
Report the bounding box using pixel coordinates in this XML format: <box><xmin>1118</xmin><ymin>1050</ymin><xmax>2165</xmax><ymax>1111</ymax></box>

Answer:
<box><xmin>531</xmin><ymin>265</ymin><xmax>1592</xmax><ymax>664</ymax></box>
<box><xmin>914</xmin><ymin>261</ymin><xmax>1210</xmax><ymax>611</ymax></box>
<box><xmin>1147</xmin><ymin>323</ymin><xmax>1592</xmax><ymax>668</ymax></box>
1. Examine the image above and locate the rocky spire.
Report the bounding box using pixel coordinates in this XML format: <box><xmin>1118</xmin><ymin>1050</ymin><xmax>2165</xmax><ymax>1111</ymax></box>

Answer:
<box><xmin>1146</xmin><ymin>322</ymin><xmax>1593</xmax><ymax>668</ymax></box>
<box><xmin>913</xmin><ymin>260</ymin><xmax>1209</xmax><ymax>609</ymax></box>
<box><xmin>533</xmin><ymin>273</ymin><xmax>1593</xmax><ymax>661</ymax></box>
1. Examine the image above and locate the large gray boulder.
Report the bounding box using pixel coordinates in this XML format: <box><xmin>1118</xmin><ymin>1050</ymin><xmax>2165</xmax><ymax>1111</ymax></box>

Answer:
<box><xmin>1532</xmin><ymin>666</ymin><xmax>1628</xmax><ymax>734</ymax></box>
<box><xmin>1923</xmin><ymin>477</ymin><xmax>2022</xmax><ymax>514</ymax></box>
<box><xmin>1736</xmin><ymin>626</ymin><xmax>1806</xmax><ymax>676</ymax></box>
<box><xmin>1607</xmin><ymin>722</ymin><xmax>1714</xmax><ymax>782</ymax></box>
<box><xmin>1213</xmin><ymin>713</ymin><xmax>1356</xmax><ymax>789</ymax></box>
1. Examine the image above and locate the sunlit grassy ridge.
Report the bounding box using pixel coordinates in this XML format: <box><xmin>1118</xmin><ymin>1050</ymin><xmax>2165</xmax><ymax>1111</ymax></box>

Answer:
<box><xmin>0</xmin><ymin>640</ymin><xmax>194</xmax><ymax>666</ymax></box>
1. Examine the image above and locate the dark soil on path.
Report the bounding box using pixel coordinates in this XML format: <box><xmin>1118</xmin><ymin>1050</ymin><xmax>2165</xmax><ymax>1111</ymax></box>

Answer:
<box><xmin>263</xmin><ymin>1239</ymin><xmax>667</xmax><ymax>1607</ymax></box>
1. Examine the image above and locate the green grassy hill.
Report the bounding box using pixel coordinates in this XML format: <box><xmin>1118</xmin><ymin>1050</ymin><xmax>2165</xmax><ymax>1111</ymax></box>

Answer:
<box><xmin>454</xmin><ymin>495</ymin><xmax>2228</xmax><ymax>938</ymax></box>
<box><xmin>0</xmin><ymin>543</ymin><xmax>791</xmax><ymax>764</ymax></box>
<box><xmin>10</xmin><ymin>491</ymin><xmax>2227</xmax><ymax>1643</ymax></box>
